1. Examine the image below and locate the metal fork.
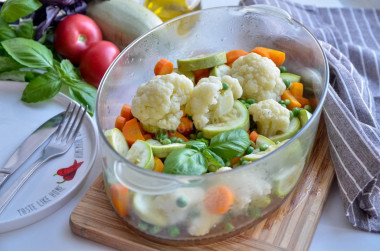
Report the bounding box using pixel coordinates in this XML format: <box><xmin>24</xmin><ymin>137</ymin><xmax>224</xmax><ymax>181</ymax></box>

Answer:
<box><xmin>0</xmin><ymin>103</ymin><xmax>87</xmax><ymax>215</ymax></box>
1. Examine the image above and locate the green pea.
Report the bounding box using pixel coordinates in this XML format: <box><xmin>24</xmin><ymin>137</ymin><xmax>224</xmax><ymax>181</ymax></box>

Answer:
<box><xmin>245</xmin><ymin>103</ymin><xmax>251</xmax><ymax>109</ymax></box>
<box><xmin>169</xmin><ymin>137</ymin><xmax>177</xmax><ymax>143</ymax></box>
<box><xmin>222</xmin><ymin>82</ymin><xmax>229</xmax><ymax>90</ymax></box>
<box><xmin>283</xmin><ymin>79</ymin><xmax>290</xmax><ymax>89</ymax></box>
<box><xmin>247</xmin><ymin>98</ymin><xmax>255</xmax><ymax>105</ymax></box>
<box><xmin>279</xmin><ymin>66</ymin><xmax>287</xmax><ymax>73</ymax></box>
<box><xmin>169</xmin><ymin>226</ymin><xmax>180</xmax><ymax>237</ymax></box>
<box><xmin>197</xmin><ymin>132</ymin><xmax>204</xmax><ymax>139</ymax></box>
<box><xmin>177</xmin><ymin>138</ymin><xmax>184</xmax><ymax>143</ymax></box>
<box><xmin>176</xmin><ymin>197</ymin><xmax>187</xmax><ymax>208</ymax></box>
<box><xmin>240</xmin><ymin>160</ymin><xmax>249</xmax><ymax>166</ymax></box>
<box><xmin>158</xmin><ymin>132</ymin><xmax>168</xmax><ymax>140</ymax></box>
<box><xmin>240</xmin><ymin>99</ymin><xmax>247</xmax><ymax>104</ymax></box>
<box><xmin>292</xmin><ymin>107</ymin><xmax>301</xmax><ymax>117</ymax></box>
<box><xmin>208</xmin><ymin>164</ymin><xmax>219</xmax><ymax>172</ymax></box>
<box><xmin>149</xmin><ymin>225</ymin><xmax>162</xmax><ymax>234</ymax></box>
<box><xmin>289</xmin><ymin>110</ymin><xmax>294</xmax><ymax>120</ymax></box>
<box><xmin>138</xmin><ymin>222</ymin><xmax>148</xmax><ymax>231</ymax></box>
<box><xmin>245</xmin><ymin>146</ymin><xmax>254</xmax><ymax>154</ymax></box>
<box><xmin>284</xmin><ymin>99</ymin><xmax>290</xmax><ymax>106</ymax></box>
<box><xmin>162</xmin><ymin>138</ymin><xmax>171</xmax><ymax>145</ymax></box>
<box><xmin>224</xmin><ymin>222</ymin><xmax>234</xmax><ymax>231</ymax></box>
<box><xmin>189</xmin><ymin>133</ymin><xmax>197</xmax><ymax>140</ymax></box>
<box><xmin>260</xmin><ymin>144</ymin><xmax>269</xmax><ymax>151</ymax></box>
<box><xmin>278</xmin><ymin>100</ymin><xmax>285</xmax><ymax>105</ymax></box>
<box><xmin>304</xmin><ymin>105</ymin><xmax>313</xmax><ymax>113</ymax></box>
<box><xmin>281</xmin><ymin>104</ymin><xmax>287</xmax><ymax>108</ymax></box>
<box><xmin>275</xmin><ymin>141</ymin><xmax>281</xmax><ymax>145</ymax></box>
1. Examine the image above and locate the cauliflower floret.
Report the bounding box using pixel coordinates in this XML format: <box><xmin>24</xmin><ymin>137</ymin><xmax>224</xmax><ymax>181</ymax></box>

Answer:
<box><xmin>249</xmin><ymin>99</ymin><xmax>290</xmax><ymax>137</ymax></box>
<box><xmin>131</xmin><ymin>73</ymin><xmax>193</xmax><ymax>131</ymax></box>
<box><xmin>230</xmin><ymin>53</ymin><xmax>286</xmax><ymax>101</ymax></box>
<box><xmin>187</xmin><ymin>204</ymin><xmax>223</xmax><ymax>236</ymax></box>
<box><xmin>216</xmin><ymin>166</ymin><xmax>232</xmax><ymax>173</ymax></box>
<box><xmin>186</xmin><ymin>76</ymin><xmax>242</xmax><ymax>129</ymax></box>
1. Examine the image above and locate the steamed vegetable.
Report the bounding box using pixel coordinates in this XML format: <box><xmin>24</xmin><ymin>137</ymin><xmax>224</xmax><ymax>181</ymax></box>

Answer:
<box><xmin>250</xmin><ymin>47</ymin><xmax>286</xmax><ymax>66</ymax></box>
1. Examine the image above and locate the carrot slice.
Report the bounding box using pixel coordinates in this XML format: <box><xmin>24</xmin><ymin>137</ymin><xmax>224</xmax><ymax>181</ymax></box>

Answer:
<box><xmin>122</xmin><ymin>118</ymin><xmax>145</xmax><ymax>146</ymax></box>
<box><xmin>154</xmin><ymin>58</ymin><xmax>173</xmax><ymax>75</ymax></box>
<box><xmin>226</xmin><ymin>50</ymin><xmax>248</xmax><ymax>66</ymax></box>
<box><xmin>193</xmin><ymin>68</ymin><xmax>210</xmax><ymax>83</ymax></box>
<box><xmin>120</xmin><ymin>104</ymin><xmax>133</xmax><ymax>121</ymax></box>
<box><xmin>168</xmin><ymin>131</ymin><xmax>189</xmax><ymax>141</ymax></box>
<box><xmin>115</xmin><ymin>116</ymin><xmax>127</xmax><ymax>131</ymax></box>
<box><xmin>281</xmin><ymin>90</ymin><xmax>302</xmax><ymax>110</ymax></box>
<box><xmin>153</xmin><ymin>157</ymin><xmax>164</xmax><ymax>173</ymax></box>
<box><xmin>110</xmin><ymin>184</ymin><xmax>129</xmax><ymax>217</ymax></box>
<box><xmin>204</xmin><ymin>185</ymin><xmax>235</xmax><ymax>215</ymax></box>
<box><xmin>230</xmin><ymin>156</ymin><xmax>241</xmax><ymax>166</ymax></box>
<box><xmin>289</xmin><ymin>82</ymin><xmax>303</xmax><ymax>97</ymax></box>
<box><xmin>249</xmin><ymin>131</ymin><xmax>259</xmax><ymax>143</ymax></box>
<box><xmin>294</xmin><ymin>95</ymin><xmax>310</xmax><ymax>107</ymax></box>
<box><xmin>250</xmin><ymin>47</ymin><xmax>285</xmax><ymax>66</ymax></box>
<box><xmin>143</xmin><ymin>133</ymin><xmax>152</xmax><ymax>140</ymax></box>
<box><xmin>177</xmin><ymin>117</ymin><xmax>193</xmax><ymax>135</ymax></box>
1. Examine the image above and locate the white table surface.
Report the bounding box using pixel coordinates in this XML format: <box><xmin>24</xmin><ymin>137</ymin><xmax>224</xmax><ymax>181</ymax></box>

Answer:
<box><xmin>1</xmin><ymin>0</ymin><xmax>380</xmax><ymax>250</ymax></box>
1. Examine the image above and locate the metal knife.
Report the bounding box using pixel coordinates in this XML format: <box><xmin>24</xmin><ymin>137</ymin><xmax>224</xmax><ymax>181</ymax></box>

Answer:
<box><xmin>0</xmin><ymin>111</ymin><xmax>65</xmax><ymax>188</ymax></box>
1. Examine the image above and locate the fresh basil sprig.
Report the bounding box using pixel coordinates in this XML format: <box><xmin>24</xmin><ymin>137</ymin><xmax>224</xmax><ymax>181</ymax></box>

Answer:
<box><xmin>0</xmin><ymin>18</ymin><xmax>17</xmax><ymax>41</ymax></box>
<box><xmin>0</xmin><ymin>0</ymin><xmax>42</xmax><ymax>23</ymax></box>
<box><xmin>163</xmin><ymin>129</ymin><xmax>250</xmax><ymax>175</ymax></box>
<box><xmin>0</xmin><ymin>38</ymin><xmax>96</xmax><ymax>115</ymax></box>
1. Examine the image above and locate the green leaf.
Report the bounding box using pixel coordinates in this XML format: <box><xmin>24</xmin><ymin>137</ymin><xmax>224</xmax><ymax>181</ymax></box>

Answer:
<box><xmin>202</xmin><ymin>149</ymin><xmax>224</xmax><ymax>167</ymax></box>
<box><xmin>60</xmin><ymin>59</ymin><xmax>81</xmax><ymax>81</ymax></box>
<box><xmin>209</xmin><ymin>129</ymin><xmax>251</xmax><ymax>160</ymax></box>
<box><xmin>66</xmin><ymin>81</ymin><xmax>97</xmax><ymax>116</ymax></box>
<box><xmin>163</xmin><ymin>148</ymin><xmax>207</xmax><ymax>175</ymax></box>
<box><xmin>0</xmin><ymin>56</ymin><xmax>22</xmax><ymax>72</ymax></box>
<box><xmin>11</xmin><ymin>19</ymin><xmax>34</xmax><ymax>39</ymax></box>
<box><xmin>185</xmin><ymin>140</ymin><xmax>207</xmax><ymax>152</ymax></box>
<box><xmin>22</xmin><ymin>71</ymin><xmax>62</xmax><ymax>103</ymax></box>
<box><xmin>1</xmin><ymin>38</ymin><xmax>53</xmax><ymax>68</ymax></box>
<box><xmin>0</xmin><ymin>0</ymin><xmax>42</xmax><ymax>23</ymax></box>
<box><xmin>0</xmin><ymin>18</ymin><xmax>16</xmax><ymax>41</ymax></box>
<box><xmin>0</xmin><ymin>70</ymin><xmax>35</xmax><ymax>82</ymax></box>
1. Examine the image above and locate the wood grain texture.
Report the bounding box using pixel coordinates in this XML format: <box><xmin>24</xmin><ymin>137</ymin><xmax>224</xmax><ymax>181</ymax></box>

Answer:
<box><xmin>70</xmin><ymin>120</ymin><xmax>334</xmax><ymax>251</ymax></box>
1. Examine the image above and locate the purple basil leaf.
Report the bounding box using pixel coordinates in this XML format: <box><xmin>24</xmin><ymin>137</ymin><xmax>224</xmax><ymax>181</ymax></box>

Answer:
<box><xmin>39</xmin><ymin>0</ymin><xmax>76</xmax><ymax>7</ymax></box>
<box><xmin>34</xmin><ymin>5</ymin><xmax>60</xmax><ymax>41</ymax></box>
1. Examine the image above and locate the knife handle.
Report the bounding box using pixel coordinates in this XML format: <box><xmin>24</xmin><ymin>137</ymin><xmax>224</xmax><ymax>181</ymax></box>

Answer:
<box><xmin>0</xmin><ymin>157</ymin><xmax>45</xmax><ymax>215</ymax></box>
<box><xmin>0</xmin><ymin>173</ymin><xmax>10</xmax><ymax>188</ymax></box>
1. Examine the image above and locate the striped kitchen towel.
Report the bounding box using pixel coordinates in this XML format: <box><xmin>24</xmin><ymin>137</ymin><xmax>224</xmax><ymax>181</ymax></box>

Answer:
<box><xmin>240</xmin><ymin>0</ymin><xmax>380</xmax><ymax>232</ymax></box>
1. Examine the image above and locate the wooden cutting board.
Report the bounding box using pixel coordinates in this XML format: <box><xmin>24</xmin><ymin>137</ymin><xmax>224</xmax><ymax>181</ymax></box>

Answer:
<box><xmin>70</xmin><ymin>119</ymin><xmax>334</xmax><ymax>251</ymax></box>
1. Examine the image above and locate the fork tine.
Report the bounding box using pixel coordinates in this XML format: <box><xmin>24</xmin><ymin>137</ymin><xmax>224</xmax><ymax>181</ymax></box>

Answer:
<box><xmin>64</xmin><ymin>105</ymin><xmax>85</xmax><ymax>142</ymax></box>
<box><xmin>54</xmin><ymin>102</ymin><xmax>72</xmax><ymax>138</ymax></box>
<box><xmin>58</xmin><ymin>104</ymin><xmax>78</xmax><ymax>141</ymax></box>
<box><xmin>67</xmin><ymin>105</ymin><xmax>87</xmax><ymax>142</ymax></box>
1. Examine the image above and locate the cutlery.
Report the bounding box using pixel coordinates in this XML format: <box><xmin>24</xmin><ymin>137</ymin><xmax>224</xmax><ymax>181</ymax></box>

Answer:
<box><xmin>0</xmin><ymin>111</ymin><xmax>65</xmax><ymax>188</ymax></box>
<box><xmin>0</xmin><ymin>103</ymin><xmax>87</xmax><ymax>215</ymax></box>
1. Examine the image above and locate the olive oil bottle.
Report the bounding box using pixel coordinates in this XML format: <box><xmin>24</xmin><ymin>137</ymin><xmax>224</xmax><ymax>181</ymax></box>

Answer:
<box><xmin>143</xmin><ymin>0</ymin><xmax>201</xmax><ymax>22</ymax></box>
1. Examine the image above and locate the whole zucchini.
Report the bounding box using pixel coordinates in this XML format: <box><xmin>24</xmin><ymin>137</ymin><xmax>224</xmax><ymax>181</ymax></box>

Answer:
<box><xmin>87</xmin><ymin>0</ymin><xmax>162</xmax><ymax>50</ymax></box>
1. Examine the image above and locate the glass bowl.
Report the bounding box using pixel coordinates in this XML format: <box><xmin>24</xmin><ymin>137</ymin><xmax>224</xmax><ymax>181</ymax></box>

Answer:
<box><xmin>96</xmin><ymin>5</ymin><xmax>328</xmax><ymax>245</ymax></box>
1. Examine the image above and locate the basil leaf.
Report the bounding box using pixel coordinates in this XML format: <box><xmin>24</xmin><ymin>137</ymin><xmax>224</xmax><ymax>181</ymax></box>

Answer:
<box><xmin>11</xmin><ymin>19</ymin><xmax>35</xmax><ymax>39</ymax></box>
<box><xmin>0</xmin><ymin>0</ymin><xmax>42</xmax><ymax>23</ymax></box>
<box><xmin>0</xmin><ymin>18</ymin><xmax>16</xmax><ymax>41</ymax></box>
<box><xmin>0</xmin><ymin>56</ymin><xmax>23</xmax><ymax>72</ymax></box>
<box><xmin>1</xmin><ymin>38</ymin><xmax>53</xmax><ymax>68</ymax></box>
<box><xmin>202</xmin><ymin>149</ymin><xmax>224</xmax><ymax>167</ymax></box>
<box><xmin>164</xmin><ymin>148</ymin><xmax>207</xmax><ymax>175</ymax></box>
<box><xmin>22</xmin><ymin>71</ymin><xmax>61</xmax><ymax>103</ymax></box>
<box><xmin>60</xmin><ymin>59</ymin><xmax>81</xmax><ymax>81</ymax></box>
<box><xmin>209</xmin><ymin>129</ymin><xmax>251</xmax><ymax>159</ymax></box>
<box><xmin>66</xmin><ymin>81</ymin><xmax>97</xmax><ymax>116</ymax></box>
<box><xmin>0</xmin><ymin>70</ymin><xmax>35</xmax><ymax>82</ymax></box>
<box><xmin>185</xmin><ymin>140</ymin><xmax>207</xmax><ymax>152</ymax></box>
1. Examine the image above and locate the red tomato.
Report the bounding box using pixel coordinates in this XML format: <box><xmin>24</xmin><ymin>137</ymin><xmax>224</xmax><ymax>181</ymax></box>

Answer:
<box><xmin>79</xmin><ymin>41</ymin><xmax>120</xmax><ymax>88</ymax></box>
<box><xmin>54</xmin><ymin>14</ymin><xmax>102</xmax><ymax>64</ymax></box>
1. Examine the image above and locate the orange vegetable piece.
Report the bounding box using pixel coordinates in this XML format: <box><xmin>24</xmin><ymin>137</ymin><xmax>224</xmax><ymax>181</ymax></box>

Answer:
<box><xmin>153</xmin><ymin>157</ymin><xmax>164</xmax><ymax>173</ymax></box>
<box><xmin>168</xmin><ymin>131</ymin><xmax>189</xmax><ymax>142</ymax></box>
<box><xmin>249</xmin><ymin>131</ymin><xmax>259</xmax><ymax>143</ymax></box>
<box><xmin>281</xmin><ymin>90</ymin><xmax>302</xmax><ymax>110</ymax></box>
<box><xmin>120</xmin><ymin>104</ymin><xmax>133</xmax><ymax>121</ymax></box>
<box><xmin>289</xmin><ymin>82</ymin><xmax>303</xmax><ymax>97</ymax></box>
<box><xmin>309</xmin><ymin>98</ymin><xmax>318</xmax><ymax>109</ymax></box>
<box><xmin>250</xmin><ymin>47</ymin><xmax>286</xmax><ymax>66</ymax></box>
<box><xmin>181</xmin><ymin>105</ymin><xmax>187</xmax><ymax>117</ymax></box>
<box><xmin>226</xmin><ymin>50</ymin><xmax>248</xmax><ymax>66</ymax></box>
<box><xmin>193</xmin><ymin>68</ymin><xmax>210</xmax><ymax>83</ymax></box>
<box><xmin>230</xmin><ymin>156</ymin><xmax>241</xmax><ymax>166</ymax></box>
<box><xmin>204</xmin><ymin>185</ymin><xmax>235</xmax><ymax>215</ymax></box>
<box><xmin>177</xmin><ymin>117</ymin><xmax>193</xmax><ymax>135</ymax></box>
<box><xmin>294</xmin><ymin>96</ymin><xmax>310</xmax><ymax>107</ymax></box>
<box><xmin>122</xmin><ymin>118</ymin><xmax>145</xmax><ymax>146</ymax></box>
<box><xmin>154</xmin><ymin>58</ymin><xmax>173</xmax><ymax>75</ymax></box>
<box><xmin>115</xmin><ymin>116</ymin><xmax>127</xmax><ymax>131</ymax></box>
<box><xmin>110</xmin><ymin>184</ymin><xmax>129</xmax><ymax>217</ymax></box>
